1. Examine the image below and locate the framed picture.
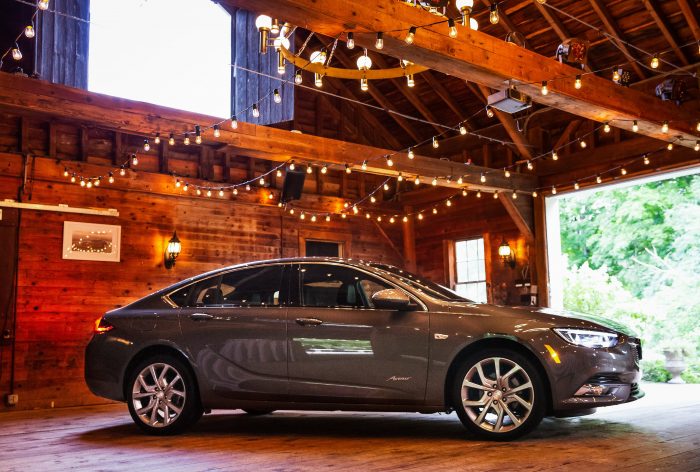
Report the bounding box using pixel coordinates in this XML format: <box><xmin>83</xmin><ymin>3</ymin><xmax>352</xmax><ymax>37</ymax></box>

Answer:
<box><xmin>62</xmin><ymin>221</ymin><xmax>121</xmax><ymax>262</ymax></box>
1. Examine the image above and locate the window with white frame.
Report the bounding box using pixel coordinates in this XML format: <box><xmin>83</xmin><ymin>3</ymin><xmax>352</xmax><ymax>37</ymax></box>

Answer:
<box><xmin>454</xmin><ymin>238</ymin><xmax>487</xmax><ymax>303</ymax></box>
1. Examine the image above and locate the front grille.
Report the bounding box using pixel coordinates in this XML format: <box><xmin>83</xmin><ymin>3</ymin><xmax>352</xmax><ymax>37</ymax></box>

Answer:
<box><xmin>587</xmin><ymin>373</ymin><xmax>622</xmax><ymax>384</ymax></box>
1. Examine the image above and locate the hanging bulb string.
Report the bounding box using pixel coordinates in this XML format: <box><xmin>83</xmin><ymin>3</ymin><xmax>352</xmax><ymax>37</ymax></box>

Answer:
<box><xmin>169</xmin><ymin>159</ymin><xmax>291</xmax><ymax>192</ymax></box>
<box><xmin>0</xmin><ymin>9</ymin><xmax>38</xmax><ymax>69</ymax></box>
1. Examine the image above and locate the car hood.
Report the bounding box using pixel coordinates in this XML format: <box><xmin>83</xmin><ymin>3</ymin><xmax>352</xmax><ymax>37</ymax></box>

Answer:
<box><xmin>445</xmin><ymin>302</ymin><xmax>637</xmax><ymax>337</ymax></box>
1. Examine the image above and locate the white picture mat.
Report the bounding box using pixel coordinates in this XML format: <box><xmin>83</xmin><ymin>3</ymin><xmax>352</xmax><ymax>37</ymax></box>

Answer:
<box><xmin>62</xmin><ymin>221</ymin><xmax>121</xmax><ymax>262</ymax></box>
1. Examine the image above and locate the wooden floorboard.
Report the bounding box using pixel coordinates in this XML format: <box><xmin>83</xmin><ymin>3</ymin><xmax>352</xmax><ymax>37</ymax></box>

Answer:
<box><xmin>0</xmin><ymin>383</ymin><xmax>699</xmax><ymax>471</ymax></box>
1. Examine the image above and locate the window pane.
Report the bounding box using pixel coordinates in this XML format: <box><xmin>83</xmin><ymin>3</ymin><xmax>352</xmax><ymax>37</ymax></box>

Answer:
<box><xmin>466</xmin><ymin>239</ymin><xmax>477</xmax><ymax>259</ymax></box>
<box><xmin>89</xmin><ymin>0</ymin><xmax>231</xmax><ymax>118</ymax></box>
<box><xmin>476</xmin><ymin>238</ymin><xmax>485</xmax><ymax>260</ymax></box>
<box><xmin>192</xmin><ymin>276</ymin><xmax>223</xmax><ymax>307</ymax></box>
<box><xmin>455</xmin><ymin>240</ymin><xmax>467</xmax><ymax>262</ymax></box>
<box><xmin>467</xmin><ymin>261</ymin><xmax>479</xmax><ymax>282</ymax></box>
<box><xmin>456</xmin><ymin>261</ymin><xmax>468</xmax><ymax>283</ymax></box>
<box><xmin>300</xmin><ymin>265</ymin><xmax>391</xmax><ymax>308</ymax></box>
<box><xmin>220</xmin><ymin>266</ymin><xmax>284</xmax><ymax>307</ymax></box>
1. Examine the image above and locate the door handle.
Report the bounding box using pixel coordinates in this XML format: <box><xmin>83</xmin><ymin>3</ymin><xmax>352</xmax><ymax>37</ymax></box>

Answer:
<box><xmin>190</xmin><ymin>313</ymin><xmax>214</xmax><ymax>321</ymax></box>
<box><xmin>295</xmin><ymin>317</ymin><xmax>323</xmax><ymax>326</ymax></box>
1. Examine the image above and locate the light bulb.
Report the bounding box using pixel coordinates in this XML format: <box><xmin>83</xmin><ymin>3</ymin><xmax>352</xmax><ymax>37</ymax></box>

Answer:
<box><xmin>486</xmin><ymin>106</ymin><xmax>494</xmax><ymax>118</ymax></box>
<box><xmin>493</xmin><ymin>191</ymin><xmax>498</xmax><ymax>199</ymax></box>
<box><xmin>195</xmin><ymin>133</ymin><xmax>202</xmax><ymax>145</ymax></box>
<box><xmin>551</xmin><ymin>186</ymin><xmax>557</xmax><ymax>195</ymax></box>
<box><xmin>574</xmin><ymin>75</ymin><xmax>582</xmax><ymax>89</ymax></box>
<box><xmin>596</xmin><ymin>175</ymin><xmax>602</xmax><ymax>183</ymax></box>
<box><xmin>307</xmin><ymin>166</ymin><xmax>313</xmax><ymax>174</ymax></box>
<box><xmin>196</xmin><ymin>188</ymin><xmax>201</xmax><ymax>196</ymax></box>
<box><xmin>462</xmin><ymin>189</ymin><xmax>467</xmax><ymax>196</ymax></box>
<box><xmin>183</xmin><ymin>183</ymin><xmax>188</xmax><ymax>191</ymax></box>
<box><xmin>168</xmin><ymin>133</ymin><xmax>175</xmax><ymax>145</ymax></box>
<box><xmin>24</xmin><ymin>25</ymin><xmax>35</xmax><ymax>38</ymax></box>
<box><xmin>273</xmin><ymin>89</ymin><xmax>282</xmax><ymax>103</ymax></box>
<box><xmin>321</xmin><ymin>165</ymin><xmax>327</xmax><ymax>174</ymax></box>
<box><xmin>552</xmin><ymin>151</ymin><xmax>558</xmax><ymax>160</ymax></box>
<box><xmin>184</xmin><ymin>133</ymin><xmax>190</xmax><ymax>145</ymax></box>
<box><xmin>386</xmin><ymin>157</ymin><xmax>394</xmax><ymax>167</ymax></box>
<box><xmin>397</xmin><ymin>173</ymin><xmax>403</xmax><ymax>182</ymax></box>
<box><xmin>406</xmin><ymin>74</ymin><xmax>415</xmax><ymax>87</ymax></box>
<box><xmin>260</xmin><ymin>176</ymin><xmax>266</xmax><ymax>185</ymax></box>
<box><xmin>448</xmin><ymin>18</ymin><xmax>457</xmax><ymax>38</ymax></box>
<box><xmin>414</xmin><ymin>176</ymin><xmax>421</xmax><ymax>186</ymax></box>
<box><xmin>300</xmin><ymin>212</ymin><xmax>305</xmax><ymax>220</ymax></box>
<box><xmin>446</xmin><ymin>199</ymin><xmax>452</xmax><ymax>207</ymax></box>
<box><xmin>403</xmin><ymin>216</ymin><xmax>408</xmax><ymax>223</ymax></box>
<box><xmin>213</xmin><ymin>125</ymin><xmax>220</xmax><ymax>138</ymax></box>
<box><xmin>541</xmin><ymin>81</ymin><xmax>548</xmax><ymax>95</ymax></box>
<box><xmin>233</xmin><ymin>188</ymin><xmax>238</xmax><ymax>195</ymax></box>
<box><xmin>621</xmin><ymin>168</ymin><xmax>627</xmax><ymax>175</ymax></box>
<box><xmin>408</xmin><ymin>148</ymin><xmax>415</xmax><ymax>159</ymax></box>
<box><xmin>696</xmin><ymin>121</ymin><xmax>700</xmax><ymax>132</ymax></box>
<box><xmin>289</xmin><ymin>162</ymin><xmax>295</xmax><ymax>171</ymax></box>
<box><xmin>512</xmin><ymin>191</ymin><xmax>517</xmax><ymax>199</ymax></box>
<box><xmin>347</xmin><ymin>32</ymin><xmax>355</xmax><ymax>49</ymax></box>
<box><xmin>505</xmin><ymin>169</ymin><xmax>511</xmax><ymax>178</ymax></box>
<box><xmin>432</xmin><ymin>137</ymin><xmax>439</xmax><ymax>149</ymax></box>
<box><xmin>604</xmin><ymin>123</ymin><xmax>611</xmax><ymax>133</ymax></box>
<box><xmin>418</xmin><ymin>213</ymin><xmax>424</xmax><ymax>220</ymax></box>
<box><xmin>377</xmin><ymin>216</ymin><xmax>382</xmax><ymax>222</ymax></box>
<box><xmin>370</xmin><ymin>195</ymin><xmax>377</xmax><ymax>203</ymax></box>
<box><xmin>470</xmin><ymin>17</ymin><xmax>479</xmax><ymax>30</ymax></box>
<box><xmin>326</xmin><ymin>215</ymin><xmax>331</xmax><ymax>222</ymax></box>
<box><xmin>476</xmin><ymin>191</ymin><xmax>481</xmax><ymax>198</ymax></box>
<box><xmin>632</xmin><ymin>120</ymin><xmax>639</xmax><ymax>132</ymax></box>
<box><xmin>612</xmin><ymin>69</ymin><xmax>620</xmax><ymax>82</ymax></box>
<box><xmin>375</xmin><ymin>32</ymin><xmax>384</xmax><ymax>50</ymax></box>
<box><xmin>532</xmin><ymin>191</ymin><xmax>538</xmax><ymax>198</ymax></box>
<box><xmin>527</xmin><ymin>161</ymin><xmax>534</xmax><ymax>170</ymax></box>
<box><xmin>433</xmin><ymin>207</ymin><xmax>438</xmax><ymax>214</ymax></box>
<box><xmin>432</xmin><ymin>177</ymin><xmax>438</xmax><ymax>186</ymax></box>
<box><xmin>345</xmin><ymin>164</ymin><xmax>352</xmax><ymax>174</ymax></box>
<box><xmin>255</xmin><ymin>15</ymin><xmax>272</xmax><ymax>54</ymax></box>
<box><xmin>695</xmin><ymin>141</ymin><xmax>700</xmax><ymax>152</ymax></box>
<box><xmin>295</xmin><ymin>70</ymin><xmax>303</xmax><ymax>84</ymax></box>
<box><xmin>459</xmin><ymin>124</ymin><xmax>467</xmax><ymax>135</ymax></box>
<box><xmin>12</xmin><ymin>47</ymin><xmax>22</xmax><ymax>61</ymax></box>
<box><xmin>650</xmin><ymin>55</ymin><xmax>659</xmax><ymax>69</ymax></box>
<box><xmin>86</xmin><ymin>180</ymin><xmax>92</xmax><ymax>189</ymax></box>
<box><xmin>246</xmin><ymin>184</ymin><xmax>251</xmax><ymax>191</ymax></box>
<box><xmin>480</xmin><ymin>173</ymin><xmax>486</xmax><ymax>183</ymax></box>
<box><xmin>176</xmin><ymin>179</ymin><xmax>181</xmax><ymax>188</ymax></box>
<box><xmin>38</xmin><ymin>0</ymin><xmax>50</xmax><ymax>10</ymax></box>
<box><xmin>661</xmin><ymin>121</ymin><xmax>668</xmax><ymax>133</ymax></box>
<box><xmin>384</xmin><ymin>183</ymin><xmax>390</xmax><ymax>191</ymax></box>
<box><xmin>231</xmin><ymin>117</ymin><xmax>238</xmax><ymax>129</ymax></box>
<box><xmin>131</xmin><ymin>155</ymin><xmax>138</xmax><ymax>166</ymax></box>
<box><xmin>644</xmin><ymin>156</ymin><xmax>650</xmax><ymax>164</ymax></box>
<box><xmin>405</xmin><ymin>26</ymin><xmax>416</xmax><ymax>45</ymax></box>
<box><xmin>252</xmin><ymin>104</ymin><xmax>260</xmax><ymax>118</ymax></box>
<box><xmin>71</xmin><ymin>175</ymin><xmax>76</xmax><ymax>183</ymax></box>
<box><xmin>361</xmin><ymin>161</ymin><xmax>367</xmax><ymax>170</ymax></box>
<box><xmin>490</xmin><ymin>4</ymin><xmax>499</xmax><ymax>24</ymax></box>
<box><xmin>356</xmin><ymin>50</ymin><xmax>372</xmax><ymax>70</ymax></box>
<box><xmin>574</xmin><ymin>182</ymin><xmax>580</xmax><ymax>190</ymax></box>
<box><xmin>667</xmin><ymin>142</ymin><xmax>673</xmax><ymax>151</ymax></box>
<box><xmin>311</xmin><ymin>215</ymin><xmax>317</xmax><ymax>222</ymax></box>
<box><xmin>108</xmin><ymin>173</ymin><xmax>114</xmax><ymax>184</ymax></box>
<box><xmin>580</xmin><ymin>140</ymin><xmax>587</xmax><ymax>149</ymax></box>
<box><xmin>360</xmin><ymin>77</ymin><xmax>368</xmax><ymax>91</ymax></box>
<box><xmin>119</xmin><ymin>167</ymin><xmax>126</xmax><ymax>176</ymax></box>
<box><xmin>219</xmin><ymin>189</ymin><xmax>224</xmax><ymax>197</ymax></box>
<box><xmin>315</xmin><ymin>74</ymin><xmax>323</xmax><ymax>88</ymax></box>
<box><xmin>80</xmin><ymin>178</ymin><xmax>86</xmax><ymax>187</ymax></box>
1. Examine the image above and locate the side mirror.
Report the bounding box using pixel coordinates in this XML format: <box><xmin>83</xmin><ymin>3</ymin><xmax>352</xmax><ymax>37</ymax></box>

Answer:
<box><xmin>371</xmin><ymin>289</ymin><xmax>412</xmax><ymax>310</ymax></box>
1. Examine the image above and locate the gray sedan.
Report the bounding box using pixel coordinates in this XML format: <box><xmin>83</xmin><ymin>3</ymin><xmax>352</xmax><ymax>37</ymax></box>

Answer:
<box><xmin>85</xmin><ymin>258</ymin><xmax>643</xmax><ymax>440</ymax></box>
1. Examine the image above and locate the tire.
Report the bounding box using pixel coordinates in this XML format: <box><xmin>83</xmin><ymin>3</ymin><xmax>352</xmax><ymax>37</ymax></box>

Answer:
<box><xmin>451</xmin><ymin>348</ymin><xmax>545</xmax><ymax>441</ymax></box>
<box><xmin>242</xmin><ymin>409</ymin><xmax>275</xmax><ymax>416</ymax></box>
<box><xmin>126</xmin><ymin>354</ymin><xmax>202</xmax><ymax>435</ymax></box>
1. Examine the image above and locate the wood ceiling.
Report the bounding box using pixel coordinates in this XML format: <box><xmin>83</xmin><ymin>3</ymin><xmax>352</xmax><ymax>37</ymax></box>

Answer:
<box><xmin>223</xmin><ymin>0</ymin><xmax>700</xmax><ymax>168</ymax></box>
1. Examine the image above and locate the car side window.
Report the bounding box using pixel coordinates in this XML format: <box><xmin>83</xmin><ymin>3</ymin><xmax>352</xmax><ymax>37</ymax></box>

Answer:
<box><xmin>218</xmin><ymin>265</ymin><xmax>284</xmax><ymax>307</ymax></box>
<box><xmin>191</xmin><ymin>275</ymin><xmax>224</xmax><ymax>307</ymax></box>
<box><xmin>299</xmin><ymin>264</ymin><xmax>392</xmax><ymax>309</ymax></box>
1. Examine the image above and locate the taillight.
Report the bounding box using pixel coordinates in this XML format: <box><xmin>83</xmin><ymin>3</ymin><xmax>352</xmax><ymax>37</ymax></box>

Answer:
<box><xmin>94</xmin><ymin>317</ymin><xmax>114</xmax><ymax>334</ymax></box>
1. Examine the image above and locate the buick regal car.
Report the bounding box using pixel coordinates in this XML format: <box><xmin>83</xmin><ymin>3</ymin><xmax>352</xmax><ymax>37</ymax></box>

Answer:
<box><xmin>85</xmin><ymin>257</ymin><xmax>643</xmax><ymax>440</ymax></box>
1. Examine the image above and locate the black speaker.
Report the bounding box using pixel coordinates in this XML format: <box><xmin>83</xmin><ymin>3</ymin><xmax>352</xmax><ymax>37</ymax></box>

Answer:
<box><xmin>281</xmin><ymin>168</ymin><xmax>306</xmax><ymax>203</ymax></box>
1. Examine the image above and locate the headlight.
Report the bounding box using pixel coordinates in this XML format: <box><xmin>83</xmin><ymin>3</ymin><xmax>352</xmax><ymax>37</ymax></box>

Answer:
<box><xmin>553</xmin><ymin>328</ymin><xmax>618</xmax><ymax>348</ymax></box>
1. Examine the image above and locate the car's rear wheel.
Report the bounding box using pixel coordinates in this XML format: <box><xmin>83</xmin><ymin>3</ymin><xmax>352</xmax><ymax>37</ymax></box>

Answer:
<box><xmin>452</xmin><ymin>348</ymin><xmax>545</xmax><ymax>440</ymax></box>
<box><xmin>127</xmin><ymin>355</ymin><xmax>202</xmax><ymax>435</ymax></box>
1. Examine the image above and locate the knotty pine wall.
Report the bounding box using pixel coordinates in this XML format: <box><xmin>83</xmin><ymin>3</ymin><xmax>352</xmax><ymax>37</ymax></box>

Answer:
<box><xmin>0</xmin><ymin>153</ymin><xmax>405</xmax><ymax>411</ymax></box>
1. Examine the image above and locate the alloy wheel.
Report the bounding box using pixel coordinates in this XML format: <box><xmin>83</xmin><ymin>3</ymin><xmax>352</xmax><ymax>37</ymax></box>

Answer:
<box><xmin>460</xmin><ymin>356</ymin><xmax>535</xmax><ymax>433</ymax></box>
<box><xmin>131</xmin><ymin>362</ymin><xmax>187</xmax><ymax>428</ymax></box>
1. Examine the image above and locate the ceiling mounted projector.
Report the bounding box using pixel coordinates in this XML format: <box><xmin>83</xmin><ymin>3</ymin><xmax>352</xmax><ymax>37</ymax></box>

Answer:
<box><xmin>487</xmin><ymin>88</ymin><xmax>532</xmax><ymax>114</ymax></box>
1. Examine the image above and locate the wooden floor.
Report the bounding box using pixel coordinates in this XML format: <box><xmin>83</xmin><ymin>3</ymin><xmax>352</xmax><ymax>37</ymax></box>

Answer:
<box><xmin>1</xmin><ymin>382</ymin><xmax>699</xmax><ymax>471</ymax></box>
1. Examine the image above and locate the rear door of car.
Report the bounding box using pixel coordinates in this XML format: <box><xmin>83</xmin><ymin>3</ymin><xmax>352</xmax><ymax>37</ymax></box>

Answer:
<box><xmin>286</xmin><ymin>262</ymin><xmax>429</xmax><ymax>405</ymax></box>
<box><xmin>178</xmin><ymin>263</ymin><xmax>290</xmax><ymax>401</ymax></box>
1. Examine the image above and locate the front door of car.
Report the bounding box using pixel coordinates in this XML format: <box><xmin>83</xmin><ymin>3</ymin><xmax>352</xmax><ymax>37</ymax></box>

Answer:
<box><xmin>178</xmin><ymin>264</ymin><xmax>289</xmax><ymax>401</ymax></box>
<box><xmin>286</xmin><ymin>263</ymin><xmax>429</xmax><ymax>404</ymax></box>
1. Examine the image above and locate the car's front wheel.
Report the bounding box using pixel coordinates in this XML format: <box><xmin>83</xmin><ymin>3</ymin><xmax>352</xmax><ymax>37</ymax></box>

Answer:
<box><xmin>127</xmin><ymin>355</ymin><xmax>202</xmax><ymax>435</ymax></box>
<box><xmin>452</xmin><ymin>348</ymin><xmax>545</xmax><ymax>440</ymax></box>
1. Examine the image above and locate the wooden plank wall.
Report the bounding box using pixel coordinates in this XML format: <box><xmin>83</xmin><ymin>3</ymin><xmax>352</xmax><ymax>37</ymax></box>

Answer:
<box><xmin>414</xmin><ymin>195</ymin><xmax>532</xmax><ymax>306</ymax></box>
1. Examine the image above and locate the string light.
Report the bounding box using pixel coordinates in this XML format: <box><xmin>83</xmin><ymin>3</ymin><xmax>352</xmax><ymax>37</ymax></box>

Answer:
<box><xmin>289</xmin><ymin>161</ymin><xmax>295</xmax><ymax>171</ymax></box>
<box><xmin>38</xmin><ymin>0</ymin><xmax>50</xmax><ymax>11</ymax></box>
<box><xmin>24</xmin><ymin>24</ymin><xmax>35</xmax><ymax>38</ymax></box>
<box><xmin>632</xmin><ymin>120</ymin><xmax>639</xmax><ymax>132</ymax></box>
<box><xmin>175</xmin><ymin>179</ymin><xmax>181</xmax><ymax>188</ymax></box>
<box><xmin>295</xmin><ymin>70</ymin><xmax>303</xmax><ymax>85</ymax></box>
<box><xmin>480</xmin><ymin>173</ymin><xmax>486</xmax><ymax>183</ymax></box>
<box><xmin>407</xmin><ymin>148</ymin><xmax>415</xmax><ymax>159</ymax></box>
<box><xmin>311</xmin><ymin>215</ymin><xmax>317</xmax><ymax>222</ymax></box>
<box><xmin>493</xmin><ymin>191</ymin><xmax>498</xmax><ymax>199</ymax></box>
<box><xmin>643</xmin><ymin>156</ymin><xmax>650</xmax><ymax>165</ymax></box>
<box><xmin>446</xmin><ymin>199</ymin><xmax>452</xmax><ymax>207</ymax></box>
<box><xmin>432</xmin><ymin>207</ymin><xmax>438</xmax><ymax>214</ymax></box>
<box><xmin>476</xmin><ymin>191</ymin><xmax>481</xmax><ymax>198</ymax></box>
<box><xmin>184</xmin><ymin>133</ymin><xmax>191</xmax><ymax>145</ymax></box>
<box><xmin>574</xmin><ymin>75</ymin><xmax>582</xmax><ymax>89</ymax></box>
<box><xmin>383</xmin><ymin>183</ymin><xmax>390</xmax><ymax>191</ymax></box>
<box><xmin>432</xmin><ymin>177</ymin><xmax>438</xmax><ymax>186</ymax></box>
<box><xmin>405</xmin><ymin>26</ymin><xmax>417</xmax><ymax>45</ymax></box>
<box><xmin>273</xmin><ymin>89</ymin><xmax>282</xmax><ymax>104</ymax></box>
<box><xmin>504</xmin><ymin>169</ymin><xmax>511</xmax><ymax>178</ymax></box>
<box><xmin>70</xmin><ymin>174</ymin><xmax>76</xmax><ymax>183</ymax></box>
<box><xmin>119</xmin><ymin>167</ymin><xmax>126</xmax><ymax>176</ymax></box>
<box><xmin>370</xmin><ymin>195</ymin><xmax>377</xmax><ymax>203</ymax></box>
<box><xmin>486</xmin><ymin>106</ymin><xmax>494</xmax><ymax>118</ymax></box>
<box><xmin>574</xmin><ymin>182</ymin><xmax>580</xmax><ymax>190</ymax></box>
<box><xmin>252</xmin><ymin>104</ymin><xmax>260</xmax><ymax>118</ymax></box>
<box><xmin>604</xmin><ymin>123</ymin><xmax>611</xmax><ymax>133</ymax></box>
<box><xmin>206</xmin><ymin>189</ymin><xmax>212</xmax><ymax>197</ymax></box>
<box><xmin>457</xmin><ymin>177</ymin><xmax>463</xmax><ymax>185</ymax></box>
<box><xmin>386</xmin><ymin>156</ymin><xmax>394</xmax><ymax>167</ymax></box>
<box><xmin>532</xmin><ymin>191</ymin><xmax>538</xmax><ymax>198</ymax></box>
<box><xmin>661</xmin><ymin>121</ymin><xmax>668</xmax><ymax>133</ymax></box>
<box><xmin>462</xmin><ymin>189</ymin><xmax>467</xmax><ymax>197</ymax></box>
<box><xmin>612</xmin><ymin>69</ymin><xmax>621</xmax><ymax>82</ymax></box>
<box><xmin>432</xmin><ymin>136</ymin><xmax>439</xmax><ymax>149</ymax></box>
<box><xmin>489</xmin><ymin>3</ymin><xmax>499</xmax><ymax>24</ymax></box>
<box><xmin>131</xmin><ymin>154</ymin><xmax>139</xmax><ymax>166</ymax></box>
<box><xmin>621</xmin><ymin>168</ymin><xmax>627</xmax><ymax>175</ymax></box>
<box><xmin>326</xmin><ymin>215</ymin><xmax>331</xmax><ymax>222</ymax></box>
<box><xmin>86</xmin><ymin>180</ymin><xmax>93</xmax><ymax>189</ymax></box>
<box><xmin>540</xmin><ymin>81</ymin><xmax>548</xmax><ymax>96</ymax></box>
<box><xmin>527</xmin><ymin>161</ymin><xmax>534</xmax><ymax>170</ymax></box>
<box><xmin>259</xmin><ymin>176</ymin><xmax>266</xmax><ymax>185</ymax></box>
<box><xmin>375</xmin><ymin>32</ymin><xmax>384</xmax><ymax>50</ymax></box>
<box><xmin>219</xmin><ymin>189</ymin><xmax>225</xmax><ymax>197</ymax></box>
<box><xmin>361</xmin><ymin>160</ymin><xmax>367</xmax><ymax>170</ymax></box>
<box><xmin>321</xmin><ymin>165</ymin><xmax>328</xmax><ymax>174</ymax></box>
<box><xmin>695</xmin><ymin>141</ymin><xmax>700</xmax><ymax>152</ymax></box>
<box><xmin>168</xmin><ymin>133</ymin><xmax>175</xmax><ymax>145</ymax></box>
<box><xmin>346</xmin><ymin>32</ymin><xmax>355</xmax><ymax>49</ymax></box>
<box><xmin>108</xmin><ymin>172</ymin><xmax>114</xmax><ymax>184</ymax></box>
<box><xmin>418</xmin><ymin>213</ymin><xmax>424</xmax><ymax>220</ymax></box>
<box><xmin>579</xmin><ymin>139</ymin><xmax>587</xmax><ymax>149</ymax></box>
<box><xmin>11</xmin><ymin>45</ymin><xmax>22</xmax><ymax>61</ymax></box>
<box><xmin>650</xmin><ymin>55</ymin><xmax>660</xmax><ymax>69</ymax></box>
<box><xmin>551</xmin><ymin>186</ymin><xmax>557</xmax><ymax>195</ymax></box>
<box><xmin>414</xmin><ymin>175</ymin><xmax>421</xmax><ymax>186</ymax></box>
<box><xmin>406</xmin><ymin>74</ymin><xmax>415</xmax><ymax>88</ymax></box>
<box><xmin>397</xmin><ymin>173</ymin><xmax>403</xmax><ymax>182</ymax></box>
<box><xmin>403</xmin><ymin>216</ymin><xmax>408</xmax><ymax>223</ymax></box>
<box><xmin>195</xmin><ymin>125</ymin><xmax>202</xmax><ymax>144</ymax></box>
<box><xmin>307</xmin><ymin>166</ymin><xmax>313</xmax><ymax>174</ymax></box>
<box><xmin>511</xmin><ymin>190</ymin><xmax>517</xmax><ymax>199</ymax></box>
<box><xmin>552</xmin><ymin>150</ymin><xmax>558</xmax><ymax>161</ymax></box>
<box><xmin>448</xmin><ymin>18</ymin><xmax>457</xmax><ymax>38</ymax></box>
<box><xmin>345</xmin><ymin>164</ymin><xmax>352</xmax><ymax>174</ymax></box>
<box><xmin>231</xmin><ymin>117</ymin><xmax>238</xmax><ymax>129</ymax></box>
<box><xmin>459</xmin><ymin>124</ymin><xmax>467</xmax><ymax>135</ymax></box>
<box><xmin>696</xmin><ymin>122</ymin><xmax>700</xmax><ymax>132</ymax></box>
<box><xmin>667</xmin><ymin>142</ymin><xmax>673</xmax><ymax>151</ymax></box>
<box><xmin>596</xmin><ymin>175</ymin><xmax>602</xmax><ymax>184</ymax></box>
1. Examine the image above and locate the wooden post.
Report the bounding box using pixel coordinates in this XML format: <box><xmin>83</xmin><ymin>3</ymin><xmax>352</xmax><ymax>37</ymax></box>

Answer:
<box><xmin>533</xmin><ymin>195</ymin><xmax>549</xmax><ymax>307</ymax></box>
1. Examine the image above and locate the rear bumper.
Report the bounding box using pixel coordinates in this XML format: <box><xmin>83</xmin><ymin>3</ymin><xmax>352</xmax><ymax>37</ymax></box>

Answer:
<box><xmin>84</xmin><ymin>333</ymin><xmax>132</xmax><ymax>402</ymax></box>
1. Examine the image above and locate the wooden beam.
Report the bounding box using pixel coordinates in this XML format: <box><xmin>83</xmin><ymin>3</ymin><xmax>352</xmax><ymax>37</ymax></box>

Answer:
<box><xmin>533</xmin><ymin>194</ymin><xmax>549</xmax><ymax>307</ymax></box>
<box><xmin>223</xmin><ymin>0</ymin><xmax>699</xmax><ymax>146</ymax></box>
<box><xmin>497</xmin><ymin>192</ymin><xmax>534</xmax><ymax>243</ymax></box>
<box><xmin>552</xmin><ymin>119</ymin><xmax>582</xmax><ymax>155</ymax></box>
<box><xmin>371</xmin><ymin>220</ymin><xmax>404</xmax><ymax>261</ymax></box>
<box><xmin>0</xmin><ymin>73</ymin><xmax>536</xmax><ymax>193</ymax></box>
<box><xmin>19</xmin><ymin>117</ymin><xmax>29</xmax><ymax>155</ymax></box>
<box><xmin>642</xmin><ymin>0</ymin><xmax>690</xmax><ymax>66</ymax></box>
<box><xmin>420</xmin><ymin>71</ymin><xmax>467</xmax><ymax>124</ymax></box>
<box><xmin>587</xmin><ymin>0</ymin><xmax>648</xmax><ymax>79</ymax></box>
<box><xmin>114</xmin><ymin>131</ymin><xmax>123</xmax><ymax>166</ymax></box>
<box><xmin>157</xmin><ymin>138</ymin><xmax>169</xmax><ymax>174</ymax></box>
<box><xmin>677</xmin><ymin>0</ymin><xmax>700</xmax><ymax>43</ymax></box>
<box><xmin>47</xmin><ymin>121</ymin><xmax>56</xmax><ymax>159</ymax></box>
<box><xmin>79</xmin><ymin>126</ymin><xmax>88</xmax><ymax>162</ymax></box>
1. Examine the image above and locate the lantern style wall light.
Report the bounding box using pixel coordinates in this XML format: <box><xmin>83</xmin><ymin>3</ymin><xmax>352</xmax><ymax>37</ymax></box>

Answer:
<box><xmin>498</xmin><ymin>238</ymin><xmax>516</xmax><ymax>269</ymax></box>
<box><xmin>164</xmin><ymin>231</ymin><xmax>181</xmax><ymax>270</ymax></box>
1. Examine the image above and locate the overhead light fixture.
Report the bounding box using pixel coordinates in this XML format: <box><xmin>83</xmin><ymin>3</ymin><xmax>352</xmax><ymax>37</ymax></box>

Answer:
<box><xmin>255</xmin><ymin>15</ymin><xmax>273</xmax><ymax>54</ymax></box>
<box><xmin>456</xmin><ymin>0</ymin><xmax>474</xmax><ymax>27</ymax></box>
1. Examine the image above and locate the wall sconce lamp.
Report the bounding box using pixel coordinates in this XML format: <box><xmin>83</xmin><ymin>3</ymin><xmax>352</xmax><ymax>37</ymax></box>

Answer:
<box><xmin>164</xmin><ymin>231</ymin><xmax>181</xmax><ymax>270</ymax></box>
<box><xmin>498</xmin><ymin>239</ymin><xmax>516</xmax><ymax>269</ymax></box>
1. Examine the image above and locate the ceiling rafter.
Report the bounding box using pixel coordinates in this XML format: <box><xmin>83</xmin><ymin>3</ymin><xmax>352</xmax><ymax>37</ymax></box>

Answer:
<box><xmin>676</xmin><ymin>0</ymin><xmax>700</xmax><ymax>43</ymax></box>
<box><xmin>641</xmin><ymin>0</ymin><xmax>690</xmax><ymax>66</ymax></box>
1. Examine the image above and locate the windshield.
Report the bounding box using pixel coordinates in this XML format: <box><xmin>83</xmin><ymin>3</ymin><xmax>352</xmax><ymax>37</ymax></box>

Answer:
<box><xmin>367</xmin><ymin>263</ymin><xmax>472</xmax><ymax>302</ymax></box>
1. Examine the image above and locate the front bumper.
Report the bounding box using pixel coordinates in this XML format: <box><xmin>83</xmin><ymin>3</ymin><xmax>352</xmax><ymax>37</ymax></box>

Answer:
<box><xmin>543</xmin><ymin>335</ymin><xmax>643</xmax><ymax>413</ymax></box>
